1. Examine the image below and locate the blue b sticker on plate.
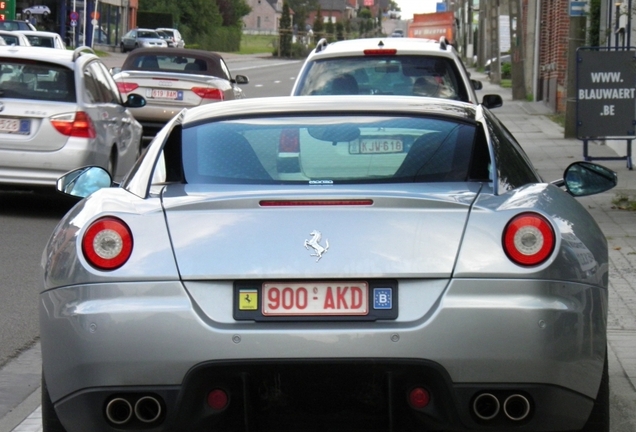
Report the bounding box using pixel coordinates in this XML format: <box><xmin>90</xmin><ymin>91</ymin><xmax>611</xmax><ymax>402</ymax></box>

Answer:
<box><xmin>373</xmin><ymin>288</ymin><xmax>392</xmax><ymax>310</ymax></box>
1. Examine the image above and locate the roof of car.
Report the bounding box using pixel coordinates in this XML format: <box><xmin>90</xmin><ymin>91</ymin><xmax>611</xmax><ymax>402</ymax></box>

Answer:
<box><xmin>308</xmin><ymin>37</ymin><xmax>455</xmax><ymax>58</ymax></box>
<box><xmin>15</xmin><ymin>30</ymin><xmax>61</xmax><ymax>37</ymax></box>
<box><xmin>182</xmin><ymin>95</ymin><xmax>477</xmax><ymax>125</ymax></box>
<box><xmin>122</xmin><ymin>47</ymin><xmax>223</xmax><ymax>62</ymax></box>
<box><xmin>0</xmin><ymin>45</ymin><xmax>96</xmax><ymax>66</ymax></box>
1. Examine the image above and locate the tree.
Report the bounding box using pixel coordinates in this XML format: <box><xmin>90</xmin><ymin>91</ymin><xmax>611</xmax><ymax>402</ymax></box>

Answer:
<box><xmin>216</xmin><ymin>0</ymin><xmax>251</xmax><ymax>27</ymax></box>
<box><xmin>325</xmin><ymin>16</ymin><xmax>335</xmax><ymax>42</ymax></box>
<box><xmin>286</xmin><ymin>0</ymin><xmax>319</xmax><ymax>32</ymax></box>
<box><xmin>313</xmin><ymin>6</ymin><xmax>324</xmax><ymax>41</ymax></box>
<box><xmin>279</xmin><ymin>2</ymin><xmax>292</xmax><ymax>57</ymax></box>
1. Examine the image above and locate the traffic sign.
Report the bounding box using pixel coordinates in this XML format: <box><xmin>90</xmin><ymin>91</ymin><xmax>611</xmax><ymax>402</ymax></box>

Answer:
<box><xmin>70</xmin><ymin>11</ymin><xmax>79</xmax><ymax>21</ymax></box>
<box><xmin>70</xmin><ymin>20</ymin><xmax>77</xmax><ymax>27</ymax></box>
<box><xmin>569</xmin><ymin>1</ymin><xmax>587</xmax><ymax>16</ymax></box>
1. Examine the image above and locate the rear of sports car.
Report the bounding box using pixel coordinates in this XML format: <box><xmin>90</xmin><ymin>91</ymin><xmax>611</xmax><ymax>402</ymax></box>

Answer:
<box><xmin>114</xmin><ymin>66</ymin><xmax>240</xmax><ymax>137</ymax></box>
<box><xmin>40</xmin><ymin>100</ymin><xmax>609</xmax><ymax>432</ymax></box>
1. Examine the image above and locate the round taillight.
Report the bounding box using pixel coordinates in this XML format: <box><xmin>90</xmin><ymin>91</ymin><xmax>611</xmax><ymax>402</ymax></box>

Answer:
<box><xmin>408</xmin><ymin>387</ymin><xmax>430</xmax><ymax>409</ymax></box>
<box><xmin>207</xmin><ymin>389</ymin><xmax>229</xmax><ymax>410</ymax></box>
<box><xmin>82</xmin><ymin>217</ymin><xmax>133</xmax><ymax>270</ymax></box>
<box><xmin>503</xmin><ymin>213</ymin><xmax>555</xmax><ymax>266</ymax></box>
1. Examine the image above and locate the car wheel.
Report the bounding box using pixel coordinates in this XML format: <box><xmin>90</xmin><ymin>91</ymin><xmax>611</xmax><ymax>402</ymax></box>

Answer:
<box><xmin>42</xmin><ymin>375</ymin><xmax>68</xmax><ymax>432</ymax></box>
<box><xmin>120</xmin><ymin>43</ymin><xmax>126</xmax><ymax>53</ymax></box>
<box><xmin>578</xmin><ymin>351</ymin><xmax>609</xmax><ymax>432</ymax></box>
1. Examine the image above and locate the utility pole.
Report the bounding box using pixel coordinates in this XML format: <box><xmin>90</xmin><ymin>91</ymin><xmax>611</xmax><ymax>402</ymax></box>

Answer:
<box><xmin>564</xmin><ymin>12</ymin><xmax>586</xmax><ymax>138</ymax></box>
<box><xmin>509</xmin><ymin>0</ymin><xmax>526</xmax><ymax>99</ymax></box>
<box><xmin>489</xmin><ymin>0</ymin><xmax>501</xmax><ymax>84</ymax></box>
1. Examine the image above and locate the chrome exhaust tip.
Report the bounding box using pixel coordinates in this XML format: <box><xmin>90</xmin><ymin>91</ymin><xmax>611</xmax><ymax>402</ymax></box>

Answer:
<box><xmin>105</xmin><ymin>397</ymin><xmax>133</xmax><ymax>425</ymax></box>
<box><xmin>503</xmin><ymin>394</ymin><xmax>531</xmax><ymax>421</ymax></box>
<box><xmin>134</xmin><ymin>395</ymin><xmax>162</xmax><ymax>423</ymax></box>
<box><xmin>472</xmin><ymin>392</ymin><xmax>500</xmax><ymax>420</ymax></box>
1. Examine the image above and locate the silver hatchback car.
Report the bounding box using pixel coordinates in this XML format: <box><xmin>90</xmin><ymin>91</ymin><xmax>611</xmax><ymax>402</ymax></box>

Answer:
<box><xmin>0</xmin><ymin>46</ymin><xmax>145</xmax><ymax>189</ymax></box>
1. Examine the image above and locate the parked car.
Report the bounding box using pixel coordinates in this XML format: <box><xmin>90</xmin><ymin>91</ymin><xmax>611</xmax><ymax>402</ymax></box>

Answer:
<box><xmin>390</xmin><ymin>29</ymin><xmax>404</xmax><ymax>37</ymax></box>
<box><xmin>0</xmin><ymin>20</ymin><xmax>37</xmax><ymax>31</ymax></box>
<box><xmin>15</xmin><ymin>31</ymin><xmax>66</xmax><ymax>49</ymax></box>
<box><xmin>120</xmin><ymin>28</ymin><xmax>167</xmax><ymax>52</ymax></box>
<box><xmin>292</xmin><ymin>37</ymin><xmax>501</xmax><ymax>107</ymax></box>
<box><xmin>41</xmin><ymin>94</ymin><xmax>614</xmax><ymax>432</ymax></box>
<box><xmin>156</xmin><ymin>27</ymin><xmax>185</xmax><ymax>48</ymax></box>
<box><xmin>22</xmin><ymin>4</ymin><xmax>51</xmax><ymax>15</ymax></box>
<box><xmin>0</xmin><ymin>46</ymin><xmax>145</xmax><ymax>189</ymax></box>
<box><xmin>111</xmin><ymin>47</ymin><xmax>248</xmax><ymax>137</ymax></box>
<box><xmin>0</xmin><ymin>30</ymin><xmax>32</xmax><ymax>46</ymax></box>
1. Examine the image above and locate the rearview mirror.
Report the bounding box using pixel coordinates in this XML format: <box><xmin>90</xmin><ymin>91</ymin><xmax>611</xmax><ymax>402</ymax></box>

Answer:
<box><xmin>562</xmin><ymin>161</ymin><xmax>617</xmax><ymax>197</ymax></box>
<box><xmin>57</xmin><ymin>166</ymin><xmax>112</xmax><ymax>198</ymax></box>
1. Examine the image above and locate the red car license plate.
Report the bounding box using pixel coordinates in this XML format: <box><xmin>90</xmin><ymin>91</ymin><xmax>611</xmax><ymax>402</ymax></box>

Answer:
<box><xmin>263</xmin><ymin>282</ymin><xmax>369</xmax><ymax>316</ymax></box>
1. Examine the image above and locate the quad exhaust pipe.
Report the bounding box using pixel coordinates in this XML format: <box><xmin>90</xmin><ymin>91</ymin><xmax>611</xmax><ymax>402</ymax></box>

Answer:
<box><xmin>503</xmin><ymin>394</ymin><xmax>531</xmax><ymax>421</ymax></box>
<box><xmin>105</xmin><ymin>398</ymin><xmax>133</xmax><ymax>425</ymax></box>
<box><xmin>105</xmin><ymin>395</ymin><xmax>162</xmax><ymax>425</ymax></box>
<box><xmin>472</xmin><ymin>392</ymin><xmax>531</xmax><ymax>422</ymax></box>
<box><xmin>472</xmin><ymin>393</ymin><xmax>500</xmax><ymax>420</ymax></box>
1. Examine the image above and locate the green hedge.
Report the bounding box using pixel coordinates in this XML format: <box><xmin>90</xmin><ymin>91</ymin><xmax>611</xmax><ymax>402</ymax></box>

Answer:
<box><xmin>196</xmin><ymin>26</ymin><xmax>242</xmax><ymax>52</ymax></box>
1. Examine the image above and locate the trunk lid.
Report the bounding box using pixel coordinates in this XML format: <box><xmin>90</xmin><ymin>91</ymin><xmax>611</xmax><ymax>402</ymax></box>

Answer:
<box><xmin>161</xmin><ymin>184</ymin><xmax>479</xmax><ymax>279</ymax></box>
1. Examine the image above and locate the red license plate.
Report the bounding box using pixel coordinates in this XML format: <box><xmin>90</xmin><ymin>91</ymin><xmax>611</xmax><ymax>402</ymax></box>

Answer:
<box><xmin>262</xmin><ymin>282</ymin><xmax>369</xmax><ymax>316</ymax></box>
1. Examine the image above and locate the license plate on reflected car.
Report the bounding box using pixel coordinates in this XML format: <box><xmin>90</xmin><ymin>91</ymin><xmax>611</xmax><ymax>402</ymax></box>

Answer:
<box><xmin>148</xmin><ymin>89</ymin><xmax>183</xmax><ymax>100</ymax></box>
<box><xmin>262</xmin><ymin>282</ymin><xmax>369</xmax><ymax>316</ymax></box>
<box><xmin>352</xmin><ymin>138</ymin><xmax>403</xmax><ymax>154</ymax></box>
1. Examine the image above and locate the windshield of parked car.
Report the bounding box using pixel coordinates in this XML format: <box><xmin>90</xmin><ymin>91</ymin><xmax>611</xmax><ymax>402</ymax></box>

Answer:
<box><xmin>138</xmin><ymin>30</ymin><xmax>160</xmax><ymax>39</ymax></box>
<box><xmin>0</xmin><ymin>59</ymin><xmax>75</xmax><ymax>102</ymax></box>
<box><xmin>179</xmin><ymin>114</ymin><xmax>484</xmax><ymax>185</ymax></box>
<box><xmin>24</xmin><ymin>35</ymin><xmax>55</xmax><ymax>48</ymax></box>
<box><xmin>296</xmin><ymin>56</ymin><xmax>469</xmax><ymax>102</ymax></box>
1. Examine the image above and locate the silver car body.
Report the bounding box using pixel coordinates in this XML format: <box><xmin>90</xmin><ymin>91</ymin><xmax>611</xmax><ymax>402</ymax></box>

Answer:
<box><xmin>120</xmin><ymin>28</ymin><xmax>167</xmax><ymax>52</ymax></box>
<box><xmin>41</xmin><ymin>96</ymin><xmax>611</xmax><ymax>431</ymax></box>
<box><xmin>112</xmin><ymin>48</ymin><xmax>248</xmax><ymax>137</ymax></box>
<box><xmin>0</xmin><ymin>46</ymin><xmax>143</xmax><ymax>187</ymax></box>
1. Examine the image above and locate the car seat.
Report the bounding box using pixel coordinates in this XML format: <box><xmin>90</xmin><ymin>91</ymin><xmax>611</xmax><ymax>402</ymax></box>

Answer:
<box><xmin>140</xmin><ymin>56</ymin><xmax>159</xmax><ymax>70</ymax></box>
<box><xmin>195</xmin><ymin>130</ymin><xmax>272</xmax><ymax>181</ymax></box>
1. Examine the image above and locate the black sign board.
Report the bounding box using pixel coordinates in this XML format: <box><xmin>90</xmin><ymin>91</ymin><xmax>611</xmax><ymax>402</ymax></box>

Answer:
<box><xmin>576</xmin><ymin>49</ymin><xmax>636</xmax><ymax>139</ymax></box>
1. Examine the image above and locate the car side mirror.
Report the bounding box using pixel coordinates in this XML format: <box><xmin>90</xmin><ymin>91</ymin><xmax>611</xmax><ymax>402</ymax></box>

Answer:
<box><xmin>482</xmin><ymin>94</ymin><xmax>503</xmax><ymax>109</ymax></box>
<box><xmin>110</xmin><ymin>67</ymin><xmax>122</xmax><ymax>75</ymax></box>
<box><xmin>233</xmin><ymin>74</ymin><xmax>249</xmax><ymax>85</ymax></box>
<box><xmin>124</xmin><ymin>94</ymin><xmax>147</xmax><ymax>108</ymax></box>
<box><xmin>471</xmin><ymin>79</ymin><xmax>483</xmax><ymax>90</ymax></box>
<box><xmin>57</xmin><ymin>166</ymin><xmax>112</xmax><ymax>198</ymax></box>
<box><xmin>560</xmin><ymin>161</ymin><xmax>617</xmax><ymax>197</ymax></box>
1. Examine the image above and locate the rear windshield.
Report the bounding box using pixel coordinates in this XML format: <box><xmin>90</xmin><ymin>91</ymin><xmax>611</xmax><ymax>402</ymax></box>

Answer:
<box><xmin>296</xmin><ymin>55</ymin><xmax>469</xmax><ymax>102</ymax></box>
<box><xmin>0</xmin><ymin>59</ymin><xmax>75</xmax><ymax>102</ymax></box>
<box><xmin>180</xmin><ymin>115</ymin><xmax>480</xmax><ymax>185</ymax></box>
<box><xmin>0</xmin><ymin>35</ymin><xmax>21</xmax><ymax>45</ymax></box>
<box><xmin>24</xmin><ymin>35</ymin><xmax>54</xmax><ymax>48</ymax></box>
<box><xmin>123</xmin><ymin>54</ymin><xmax>224</xmax><ymax>77</ymax></box>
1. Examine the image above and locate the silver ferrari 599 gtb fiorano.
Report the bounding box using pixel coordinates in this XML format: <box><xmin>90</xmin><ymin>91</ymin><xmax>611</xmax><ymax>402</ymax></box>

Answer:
<box><xmin>40</xmin><ymin>95</ymin><xmax>616</xmax><ymax>432</ymax></box>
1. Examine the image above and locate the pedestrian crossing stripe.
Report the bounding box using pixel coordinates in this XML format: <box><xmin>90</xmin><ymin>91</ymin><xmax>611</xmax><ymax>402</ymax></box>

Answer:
<box><xmin>239</xmin><ymin>289</ymin><xmax>258</xmax><ymax>310</ymax></box>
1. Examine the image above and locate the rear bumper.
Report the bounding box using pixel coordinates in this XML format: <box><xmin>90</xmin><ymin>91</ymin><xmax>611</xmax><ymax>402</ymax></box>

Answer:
<box><xmin>0</xmin><ymin>137</ymin><xmax>106</xmax><ymax>187</ymax></box>
<box><xmin>40</xmin><ymin>278</ymin><xmax>607</xmax><ymax>432</ymax></box>
<box><xmin>50</xmin><ymin>361</ymin><xmax>595</xmax><ymax>432</ymax></box>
